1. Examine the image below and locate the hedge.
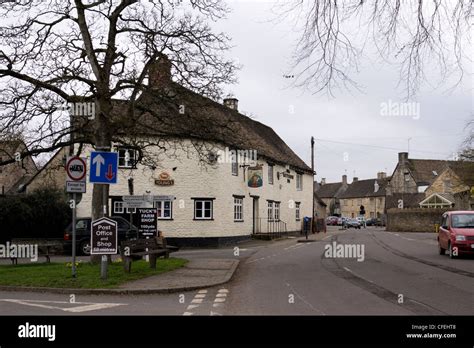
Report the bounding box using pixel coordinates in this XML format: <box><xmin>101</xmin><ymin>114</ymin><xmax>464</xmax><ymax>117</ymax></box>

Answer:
<box><xmin>0</xmin><ymin>188</ymin><xmax>70</xmax><ymax>243</ymax></box>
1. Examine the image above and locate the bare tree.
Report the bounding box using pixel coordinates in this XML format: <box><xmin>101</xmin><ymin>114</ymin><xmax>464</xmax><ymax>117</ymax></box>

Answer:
<box><xmin>0</xmin><ymin>0</ymin><xmax>237</xmax><ymax>261</ymax></box>
<box><xmin>458</xmin><ymin>118</ymin><xmax>474</xmax><ymax>161</ymax></box>
<box><xmin>276</xmin><ymin>0</ymin><xmax>472</xmax><ymax>98</ymax></box>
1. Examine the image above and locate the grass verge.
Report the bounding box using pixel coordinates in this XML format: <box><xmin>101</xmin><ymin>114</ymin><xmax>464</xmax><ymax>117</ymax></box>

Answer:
<box><xmin>0</xmin><ymin>258</ymin><xmax>187</xmax><ymax>289</ymax></box>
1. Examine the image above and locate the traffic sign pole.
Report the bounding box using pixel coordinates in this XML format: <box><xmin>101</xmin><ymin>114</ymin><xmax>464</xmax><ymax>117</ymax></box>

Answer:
<box><xmin>72</xmin><ymin>193</ymin><xmax>77</xmax><ymax>278</ymax></box>
<box><xmin>101</xmin><ymin>185</ymin><xmax>108</xmax><ymax>280</ymax></box>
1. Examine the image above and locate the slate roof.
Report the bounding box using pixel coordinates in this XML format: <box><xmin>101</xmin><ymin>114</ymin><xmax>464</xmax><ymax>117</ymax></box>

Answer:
<box><xmin>406</xmin><ymin>159</ymin><xmax>458</xmax><ymax>186</ymax></box>
<box><xmin>315</xmin><ymin>182</ymin><xmax>344</xmax><ymax>198</ymax></box>
<box><xmin>338</xmin><ymin>178</ymin><xmax>390</xmax><ymax>199</ymax></box>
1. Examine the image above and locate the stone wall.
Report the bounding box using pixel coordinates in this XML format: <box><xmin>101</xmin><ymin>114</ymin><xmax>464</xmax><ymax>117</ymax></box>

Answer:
<box><xmin>386</xmin><ymin>208</ymin><xmax>454</xmax><ymax>232</ymax></box>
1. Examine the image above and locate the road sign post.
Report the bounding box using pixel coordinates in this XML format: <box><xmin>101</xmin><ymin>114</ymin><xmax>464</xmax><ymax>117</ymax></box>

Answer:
<box><xmin>65</xmin><ymin>157</ymin><xmax>87</xmax><ymax>278</ymax></box>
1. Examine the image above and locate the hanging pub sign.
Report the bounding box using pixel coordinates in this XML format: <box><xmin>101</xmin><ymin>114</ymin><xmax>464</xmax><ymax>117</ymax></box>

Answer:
<box><xmin>155</xmin><ymin>171</ymin><xmax>174</xmax><ymax>186</ymax></box>
<box><xmin>247</xmin><ymin>165</ymin><xmax>263</xmax><ymax>188</ymax></box>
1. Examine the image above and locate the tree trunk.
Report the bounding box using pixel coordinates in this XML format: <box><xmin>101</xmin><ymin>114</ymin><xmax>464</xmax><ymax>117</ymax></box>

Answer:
<box><xmin>90</xmin><ymin>100</ymin><xmax>112</xmax><ymax>264</ymax></box>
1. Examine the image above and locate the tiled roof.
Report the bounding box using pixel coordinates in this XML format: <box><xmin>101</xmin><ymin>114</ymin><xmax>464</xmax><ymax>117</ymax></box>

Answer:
<box><xmin>315</xmin><ymin>182</ymin><xmax>344</xmax><ymax>198</ymax></box>
<box><xmin>339</xmin><ymin>178</ymin><xmax>390</xmax><ymax>198</ymax></box>
<box><xmin>407</xmin><ymin>159</ymin><xmax>458</xmax><ymax>185</ymax></box>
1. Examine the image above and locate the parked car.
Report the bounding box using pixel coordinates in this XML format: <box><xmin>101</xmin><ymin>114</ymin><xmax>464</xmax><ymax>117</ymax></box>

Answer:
<box><xmin>326</xmin><ymin>216</ymin><xmax>339</xmax><ymax>226</ymax></box>
<box><xmin>356</xmin><ymin>217</ymin><xmax>366</xmax><ymax>227</ymax></box>
<box><xmin>64</xmin><ymin>216</ymin><xmax>139</xmax><ymax>255</ymax></box>
<box><xmin>438</xmin><ymin>211</ymin><xmax>474</xmax><ymax>259</ymax></box>
<box><xmin>346</xmin><ymin>218</ymin><xmax>361</xmax><ymax>229</ymax></box>
<box><xmin>366</xmin><ymin>218</ymin><xmax>384</xmax><ymax>227</ymax></box>
<box><xmin>337</xmin><ymin>217</ymin><xmax>348</xmax><ymax>226</ymax></box>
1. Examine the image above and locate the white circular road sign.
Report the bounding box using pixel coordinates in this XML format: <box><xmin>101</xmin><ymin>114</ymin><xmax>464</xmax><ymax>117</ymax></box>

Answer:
<box><xmin>66</xmin><ymin>157</ymin><xmax>87</xmax><ymax>181</ymax></box>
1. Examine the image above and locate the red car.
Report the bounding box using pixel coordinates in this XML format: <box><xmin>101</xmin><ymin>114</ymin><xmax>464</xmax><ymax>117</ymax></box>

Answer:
<box><xmin>438</xmin><ymin>211</ymin><xmax>474</xmax><ymax>258</ymax></box>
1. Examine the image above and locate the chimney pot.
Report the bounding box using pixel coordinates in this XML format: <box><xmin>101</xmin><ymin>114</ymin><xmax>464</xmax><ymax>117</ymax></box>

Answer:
<box><xmin>149</xmin><ymin>53</ymin><xmax>171</xmax><ymax>88</ymax></box>
<box><xmin>398</xmin><ymin>152</ymin><xmax>408</xmax><ymax>165</ymax></box>
<box><xmin>321</xmin><ymin>178</ymin><xmax>326</xmax><ymax>185</ymax></box>
<box><xmin>377</xmin><ymin>172</ymin><xmax>387</xmax><ymax>180</ymax></box>
<box><xmin>342</xmin><ymin>174</ymin><xmax>347</xmax><ymax>184</ymax></box>
<box><xmin>223</xmin><ymin>98</ymin><xmax>239</xmax><ymax>111</ymax></box>
<box><xmin>353</xmin><ymin>177</ymin><xmax>358</xmax><ymax>182</ymax></box>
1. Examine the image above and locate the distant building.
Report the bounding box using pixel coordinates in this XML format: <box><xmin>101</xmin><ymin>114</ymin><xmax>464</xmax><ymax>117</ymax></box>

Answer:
<box><xmin>339</xmin><ymin>173</ymin><xmax>389</xmax><ymax>219</ymax></box>
<box><xmin>315</xmin><ymin>175</ymin><xmax>349</xmax><ymax>216</ymax></box>
<box><xmin>0</xmin><ymin>139</ymin><xmax>37</xmax><ymax>195</ymax></box>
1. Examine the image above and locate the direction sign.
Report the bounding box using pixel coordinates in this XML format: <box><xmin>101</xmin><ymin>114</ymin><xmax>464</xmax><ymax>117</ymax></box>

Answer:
<box><xmin>89</xmin><ymin>151</ymin><xmax>118</xmax><ymax>184</ymax></box>
<box><xmin>66</xmin><ymin>157</ymin><xmax>87</xmax><ymax>193</ymax></box>
<box><xmin>137</xmin><ymin>208</ymin><xmax>158</xmax><ymax>238</ymax></box>
<box><xmin>90</xmin><ymin>217</ymin><xmax>118</xmax><ymax>254</ymax></box>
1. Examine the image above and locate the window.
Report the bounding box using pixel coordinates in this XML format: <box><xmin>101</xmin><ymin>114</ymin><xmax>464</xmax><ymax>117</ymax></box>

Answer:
<box><xmin>154</xmin><ymin>200</ymin><xmax>172</xmax><ymax>219</ymax></box>
<box><xmin>231</xmin><ymin>150</ymin><xmax>238</xmax><ymax>176</ymax></box>
<box><xmin>295</xmin><ymin>202</ymin><xmax>301</xmax><ymax>221</ymax></box>
<box><xmin>113</xmin><ymin>201</ymin><xmax>124</xmax><ymax>214</ymax></box>
<box><xmin>268</xmin><ymin>164</ymin><xmax>274</xmax><ymax>185</ymax></box>
<box><xmin>126</xmin><ymin>207</ymin><xmax>136</xmax><ymax>214</ymax></box>
<box><xmin>296</xmin><ymin>173</ymin><xmax>303</xmax><ymax>191</ymax></box>
<box><xmin>370</xmin><ymin>212</ymin><xmax>375</xmax><ymax>218</ymax></box>
<box><xmin>274</xmin><ymin>202</ymin><xmax>280</xmax><ymax>220</ymax></box>
<box><xmin>118</xmin><ymin>147</ymin><xmax>138</xmax><ymax>168</ymax></box>
<box><xmin>233</xmin><ymin>197</ymin><xmax>243</xmax><ymax>221</ymax></box>
<box><xmin>194</xmin><ymin>199</ymin><xmax>213</xmax><ymax>220</ymax></box>
<box><xmin>267</xmin><ymin>201</ymin><xmax>274</xmax><ymax>221</ymax></box>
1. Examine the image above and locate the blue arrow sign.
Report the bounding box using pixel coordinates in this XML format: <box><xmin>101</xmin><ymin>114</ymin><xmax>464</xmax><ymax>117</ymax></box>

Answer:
<box><xmin>89</xmin><ymin>151</ymin><xmax>118</xmax><ymax>184</ymax></box>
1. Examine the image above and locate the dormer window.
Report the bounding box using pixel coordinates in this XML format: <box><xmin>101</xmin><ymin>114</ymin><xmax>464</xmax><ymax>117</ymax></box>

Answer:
<box><xmin>118</xmin><ymin>147</ymin><xmax>138</xmax><ymax>168</ymax></box>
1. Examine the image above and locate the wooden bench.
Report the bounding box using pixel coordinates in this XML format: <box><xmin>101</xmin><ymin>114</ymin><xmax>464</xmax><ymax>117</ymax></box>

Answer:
<box><xmin>119</xmin><ymin>237</ymin><xmax>175</xmax><ymax>273</ymax></box>
<box><xmin>5</xmin><ymin>239</ymin><xmax>60</xmax><ymax>264</ymax></box>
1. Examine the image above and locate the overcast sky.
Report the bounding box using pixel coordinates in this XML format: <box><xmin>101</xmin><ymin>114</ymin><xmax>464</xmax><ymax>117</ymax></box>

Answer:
<box><xmin>215</xmin><ymin>1</ymin><xmax>472</xmax><ymax>183</ymax></box>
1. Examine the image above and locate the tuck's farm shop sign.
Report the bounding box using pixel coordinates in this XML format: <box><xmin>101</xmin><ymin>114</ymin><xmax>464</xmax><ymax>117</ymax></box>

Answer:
<box><xmin>155</xmin><ymin>171</ymin><xmax>174</xmax><ymax>186</ymax></box>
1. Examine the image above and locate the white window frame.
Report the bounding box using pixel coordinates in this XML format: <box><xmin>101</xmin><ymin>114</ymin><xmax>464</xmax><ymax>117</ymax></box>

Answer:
<box><xmin>194</xmin><ymin>199</ymin><xmax>213</xmax><ymax>220</ymax></box>
<box><xmin>268</xmin><ymin>164</ymin><xmax>274</xmax><ymax>185</ymax></box>
<box><xmin>295</xmin><ymin>202</ymin><xmax>301</xmax><ymax>221</ymax></box>
<box><xmin>296</xmin><ymin>173</ymin><xmax>303</xmax><ymax>191</ymax></box>
<box><xmin>118</xmin><ymin>147</ymin><xmax>138</xmax><ymax>168</ymax></box>
<box><xmin>233</xmin><ymin>197</ymin><xmax>243</xmax><ymax>221</ymax></box>
<box><xmin>113</xmin><ymin>201</ymin><xmax>124</xmax><ymax>214</ymax></box>
<box><xmin>267</xmin><ymin>201</ymin><xmax>274</xmax><ymax>222</ymax></box>
<box><xmin>154</xmin><ymin>200</ymin><xmax>172</xmax><ymax>219</ymax></box>
<box><xmin>274</xmin><ymin>202</ymin><xmax>280</xmax><ymax>221</ymax></box>
<box><xmin>126</xmin><ymin>207</ymin><xmax>136</xmax><ymax>214</ymax></box>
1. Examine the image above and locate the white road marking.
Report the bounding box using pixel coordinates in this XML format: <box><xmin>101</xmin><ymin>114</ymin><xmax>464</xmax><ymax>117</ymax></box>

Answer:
<box><xmin>218</xmin><ymin>289</ymin><xmax>229</xmax><ymax>293</ymax></box>
<box><xmin>0</xmin><ymin>299</ymin><xmax>125</xmax><ymax>313</ymax></box>
<box><xmin>183</xmin><ymin>312</ymin><xmax>194</xmax><ymax>316</ymax></box>
<box><xmin>186</xmin><ymin>304</ymin><xmax>200</xmax><ymax>310</ymax></box>
<box><xmin>210</xmin><ymin>311</ymin><xmax>222</xmax><ymax>316</ymax></box>
<box><xmin>194</xmin><ymin>294</ymin><xmax>206</xmax><ymax>298</ymax></box>
<box><xmin>191</xmin><ymin>298</ymin><xmax>203</xmax><ymax>304</ymax></box>
<box><xmin>343</xmin><ymin>267</ymin><xmax>375</xmax><ymax>284</ymax></box>
<box><xmin>197</xmin><ymin>290</ymin><xmax>208</xmax><ymax>294</ymax></box>
<box><xmin>213</xmin><ymin>297</ymin><xmax>226</xmax><ymax>303</ymax></box>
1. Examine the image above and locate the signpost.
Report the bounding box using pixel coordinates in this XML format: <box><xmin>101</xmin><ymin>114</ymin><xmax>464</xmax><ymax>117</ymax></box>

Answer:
<box><xmin>89</xmin><ymin>151</ymin><xmax>118</xmax><ymax>279</ymax></box>
<box><xmin>65</xmin><ymin>156</ymin><xmax>87</xmax><ymax>278</ymax></box>
<box><xmin>137</xmin><ymin>208</ymin><xmax>158</xmax><ymax>238</ymax></box>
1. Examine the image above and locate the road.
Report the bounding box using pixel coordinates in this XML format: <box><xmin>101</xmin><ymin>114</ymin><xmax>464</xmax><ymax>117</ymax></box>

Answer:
<box><xmin>0</xmin><ymin>227</ymin><xmax>473</xmax><ymax>315</ymax></box>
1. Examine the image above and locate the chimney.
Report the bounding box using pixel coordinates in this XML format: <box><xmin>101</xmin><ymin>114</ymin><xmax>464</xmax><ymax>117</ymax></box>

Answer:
<box><xmin>398</xmin><ymin>152</ymin><xmax>408</xmax><ymax>165</ymax></box>
<box><xmin>377</xmin><ymin>172</ymin><xmax>387</xmax><ymax>180</ymax></box>
<box><xmin>342</xmin><ymin>174</ymin><xmax>347</xmax><ymax>185</ymax></box>
<box><xmin>223</xmin><ymin>98</ymin><xmax>238</xmax><ymax>111</ymax></box>
<box><xmin>353</xmin><ymin>177</ymin><xmax>358</xmax><ymax>182</ymax></box>
<box><xmin>149</xmin><ymin>53</ymin><xmax>171</xmax><ymax>88</ymax></box>
<box><xmin>320</xmin><ymin>178</ymin><xmax>326</xmax><ymax>185</ymax></box>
